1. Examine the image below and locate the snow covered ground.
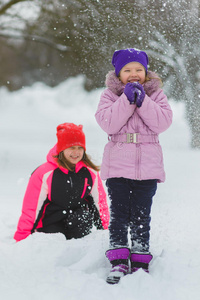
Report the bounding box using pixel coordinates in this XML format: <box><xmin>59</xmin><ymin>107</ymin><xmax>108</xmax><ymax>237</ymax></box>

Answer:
<box><xmin>0</xmin><ymin>76</ymin><xmax>199</xmax><ymax>300</ymax></box>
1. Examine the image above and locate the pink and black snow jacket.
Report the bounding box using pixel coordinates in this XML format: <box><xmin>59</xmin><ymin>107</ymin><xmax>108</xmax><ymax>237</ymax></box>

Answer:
<box><xmin>14</xmin><ymin>145</ymin><xmax>109</xmax><ymax>242</ymax></box>
<box><xmin>95</xmin><ymin>71</ymin><xmax>173</xmax><ymax>182</ymax></box>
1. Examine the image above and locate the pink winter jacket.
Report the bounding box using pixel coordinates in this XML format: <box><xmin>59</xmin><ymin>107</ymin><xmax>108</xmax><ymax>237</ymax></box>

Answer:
<box><xmin>95</xmin><ymin>71</ymin><xmax>173</xmax><ymax>182</ymax></box>
<box><xmin>14</xmin><ymin>145</ymin><xmax>109</xmax><ymax>242</ymax></box>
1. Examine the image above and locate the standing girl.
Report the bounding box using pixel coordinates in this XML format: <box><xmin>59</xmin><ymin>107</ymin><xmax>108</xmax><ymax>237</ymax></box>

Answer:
<box><xmin>14</xmin><ymin>122</ymin><xmax>109</xmax><ymax>242</ymax></box>
<box><xmin>95</xmin><ymin>48</ymin><xmax>172</xmax><ymax>284</ymax></box>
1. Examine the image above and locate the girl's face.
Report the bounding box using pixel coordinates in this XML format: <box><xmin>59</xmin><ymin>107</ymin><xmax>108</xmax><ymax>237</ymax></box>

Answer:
<box><xmin>63</xmin><ymin>146</ymin><xmax>84</xmax><ymax>165</ymax></box>
<box><xmin>119</xmin><ymin>62</ymin><xmax>146</xmax><ymax>85</ymax></box>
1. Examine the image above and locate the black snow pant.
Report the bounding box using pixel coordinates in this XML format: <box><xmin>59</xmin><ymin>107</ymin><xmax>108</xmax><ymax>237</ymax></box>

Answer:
<box><xmin>106</xmin><ymin>177</ymin><xmax>157</xmax><ymax>253</ymax></box>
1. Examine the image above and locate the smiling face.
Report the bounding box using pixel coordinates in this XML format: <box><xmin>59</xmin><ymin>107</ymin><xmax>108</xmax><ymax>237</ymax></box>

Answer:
<box><xmin>63</xmin><ymin>146</ymin><xmax>84</xmax><ymax>165</ymax></box>
<box><xmin>119</xmin><ymin>61</ymin><xmax>146</xmax><ymax>85</ymax></box>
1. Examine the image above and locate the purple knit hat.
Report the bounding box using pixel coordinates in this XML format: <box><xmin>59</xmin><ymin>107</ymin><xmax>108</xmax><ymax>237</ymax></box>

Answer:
<box><xmin>112</xmin><ymin>48</ymin><xmax>149</xmax><ymax>76</ymax></box>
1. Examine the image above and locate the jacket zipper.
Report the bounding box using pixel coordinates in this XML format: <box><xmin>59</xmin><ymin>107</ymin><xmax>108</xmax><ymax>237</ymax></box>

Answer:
<box><xmin>135</xmin><ymin>117</ymin><xmax>141</xmax><ymax>180</ymax></box>
<box><xmin>135</xmin><ymin>144</ymin><xmax>141</xmax><ymax>180</ymax></box>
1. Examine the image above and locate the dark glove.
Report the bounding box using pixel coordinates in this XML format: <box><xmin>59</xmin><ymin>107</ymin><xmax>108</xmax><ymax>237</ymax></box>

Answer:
<box><xmin>63</xmin><ymin>208</ymin><xmax>93</xmax><ymax>239</ymax></box>
<box><xmin>124</xmin><ymin>82</ymin><xmax>145</xmax><ymax>107</ymax></box>
<box><xmin>86</xmin><ymin>195</ymin><xmax>104</xmax><ymax>230</ymax></box>
<box><xmin>63</xmin><ymin>208</ymin><xmax>93</xmax><ymax>229</ymax></box>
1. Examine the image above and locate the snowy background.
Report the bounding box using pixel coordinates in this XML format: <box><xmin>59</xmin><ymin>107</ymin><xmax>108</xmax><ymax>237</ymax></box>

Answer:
<box><xmin>0</xmin><ymin>76</ymin><xmax>200</xmax><ymax>300</ymax></box>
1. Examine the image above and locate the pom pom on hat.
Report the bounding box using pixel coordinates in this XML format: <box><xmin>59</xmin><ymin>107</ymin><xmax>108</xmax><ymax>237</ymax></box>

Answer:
<box><xmin>56</xmin><ymin>122</ymin><xmax>86</xmax><ymax>153</ymax></box>
<box><xmin>112</xmin><ymin>48</ymin><xmax>149</xmax><ymax>76</ymax></box>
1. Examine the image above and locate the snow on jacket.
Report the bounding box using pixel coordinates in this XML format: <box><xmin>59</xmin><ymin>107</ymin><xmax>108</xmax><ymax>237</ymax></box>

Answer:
<box><xmin>95</xmin><ymin>70</ymin><xmax>173</xmax><ymax>182</ymax></box>
<box><xmin>14</xmin><ymin>145</ymin><xmax>109</xmax><ymax>242</ymax></box>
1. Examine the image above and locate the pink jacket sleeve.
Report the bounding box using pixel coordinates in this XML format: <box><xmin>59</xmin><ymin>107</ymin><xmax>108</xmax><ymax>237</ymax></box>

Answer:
<box><xmin>90</xmin><ymin>171</ymin><xmax>109</xmax><ymax>229</ymax></box>
<box><xmin>95</xmin><ymin>89</ymin><xmax>136</xmax><ymax>135</ymax></box>
<box><xmin>14</xmin><ymin>166</ymin><xmax>53</xmax><ymax>242</ymax></box>
<box><xmin>136</xmin><ymin>89</ymin><xmax>173</xmax><ymax>134</ymax></box>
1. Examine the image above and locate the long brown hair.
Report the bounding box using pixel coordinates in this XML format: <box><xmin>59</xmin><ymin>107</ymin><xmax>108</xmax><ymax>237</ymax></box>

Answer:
<box><xmin>54</xmin><ymin>152</ymin><xmax>100</xmax><ymax>172</ymax></box>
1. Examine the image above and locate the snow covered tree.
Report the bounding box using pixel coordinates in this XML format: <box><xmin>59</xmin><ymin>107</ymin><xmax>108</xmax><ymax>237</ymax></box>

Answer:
<box><xmin>144</xmin><ymin>0</ymin><xmax>200</xmax><ymax>148</ymax></box>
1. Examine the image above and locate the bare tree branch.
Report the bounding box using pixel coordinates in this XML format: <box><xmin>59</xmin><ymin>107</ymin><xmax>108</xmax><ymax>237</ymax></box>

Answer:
<box><xmin>0</xmin><ymin>32</ymin><xmax>70</xmax><ymax>51</ymax></box>
<box><xmin>0</xmin><ymin>0</ymin><xmax>27</xmax><ymax>15</ymax></box>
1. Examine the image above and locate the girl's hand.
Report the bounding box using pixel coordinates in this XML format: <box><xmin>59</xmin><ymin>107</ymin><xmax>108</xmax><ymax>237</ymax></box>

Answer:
<box><xmin>124</xmin><ymin>82</ymin><xmax>145</xmax><ymax>107</ymax></box>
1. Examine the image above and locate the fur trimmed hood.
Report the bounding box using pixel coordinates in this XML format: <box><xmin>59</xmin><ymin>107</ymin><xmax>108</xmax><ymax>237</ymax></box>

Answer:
<box><xmin>105</xmin><ymin>70</ymin><xmax>162</xmax><ymax>97</ymax></box>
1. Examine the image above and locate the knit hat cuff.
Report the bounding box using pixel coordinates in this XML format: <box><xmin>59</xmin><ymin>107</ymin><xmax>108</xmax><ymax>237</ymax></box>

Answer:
<box><xmin>56</xmin><ymin>123</ymin><xmax>86</xmax><ymax>153</ymax></box>
<box><xmin>112</xmin><ymin>48</ymin><xmax>149</xmax><ymax>76</ymax></box>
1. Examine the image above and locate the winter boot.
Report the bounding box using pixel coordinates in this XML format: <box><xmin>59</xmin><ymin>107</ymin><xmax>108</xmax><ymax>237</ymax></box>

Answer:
<box><xmin>130</xmin><ymin>253</ymin><xmax>153</xmax><ymax>273</ymax></box>
<box><xmin>105</xmin><ymin>248</ymin><xmax>130</xmax><ymax>284</ymax></box>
